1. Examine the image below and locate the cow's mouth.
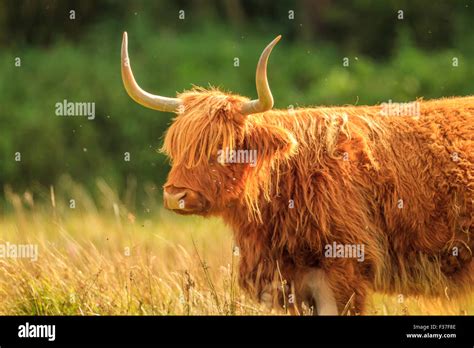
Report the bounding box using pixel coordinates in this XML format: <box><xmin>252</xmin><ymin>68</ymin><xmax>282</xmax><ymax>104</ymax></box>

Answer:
<box><xmin>167</xmin><ymin>202</ymin><xmax>210</xmax><ymax>216</ymax></box>
<box><xmin>170</xmin><ymin>207</ymin><xmax>209</xmax><ymax>216</ymax></box>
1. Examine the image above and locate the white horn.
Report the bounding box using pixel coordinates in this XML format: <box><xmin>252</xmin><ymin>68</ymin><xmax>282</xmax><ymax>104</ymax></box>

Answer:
<box><xmin>241</xmin><ymin>35</ymin><xmax>281</xmax><ymax>115</ymax></box>
<box><xmin>121</xmin><ymin>32</ymin><xmax>182</xmax><ymax>113</ymax></box>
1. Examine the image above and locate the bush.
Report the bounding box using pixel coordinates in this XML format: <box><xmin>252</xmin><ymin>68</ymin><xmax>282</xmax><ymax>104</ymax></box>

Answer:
<box><xmin>1</xmin><ymin>5</ymin><xmax>473</xmax><ymax>208</ymax></box>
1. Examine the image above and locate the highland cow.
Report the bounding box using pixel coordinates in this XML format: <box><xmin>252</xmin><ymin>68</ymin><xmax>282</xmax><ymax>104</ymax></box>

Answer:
<box><xmin>121</xmin><ymin>32</ymin><xmax>474</xmax><ymax>315</ymax></box>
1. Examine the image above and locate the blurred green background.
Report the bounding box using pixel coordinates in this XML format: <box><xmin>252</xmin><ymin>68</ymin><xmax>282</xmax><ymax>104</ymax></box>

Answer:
<box><xmin>1</xmin><ymin>0</ymin><xmax>473</xmax><ymax>210</ymax></box>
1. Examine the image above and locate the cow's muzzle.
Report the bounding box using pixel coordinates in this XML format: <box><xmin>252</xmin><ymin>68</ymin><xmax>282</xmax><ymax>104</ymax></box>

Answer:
<box><xmin>163</xmin><ymin>186</ymin><xmax>208</xmax><ymax>215</ymax></box>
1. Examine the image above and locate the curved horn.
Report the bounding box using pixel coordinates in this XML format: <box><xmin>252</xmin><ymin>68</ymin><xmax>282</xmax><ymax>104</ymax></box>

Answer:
<box><xmin>241</xmin><ymin>35</ymin><xmax>281</xmax><ymax>115</ymax></box>
<box><xmin>121</xmin><ymin>32</ymin><xmax>182</xmax><ymax>113</ymax></box>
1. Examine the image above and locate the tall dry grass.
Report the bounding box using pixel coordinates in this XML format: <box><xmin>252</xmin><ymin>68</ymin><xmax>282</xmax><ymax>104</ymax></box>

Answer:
<box><xmin>0</xmin><ymin>176</ymin><xmax>472</xmax><ymax>315</ymax></box>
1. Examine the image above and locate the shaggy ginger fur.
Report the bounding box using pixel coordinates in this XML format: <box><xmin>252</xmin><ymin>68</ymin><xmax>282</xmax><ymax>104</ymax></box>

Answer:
<box><xmin>162</xmin><ymin>88</ymin><xmax>474</xmax><ymax>314</ymax></box>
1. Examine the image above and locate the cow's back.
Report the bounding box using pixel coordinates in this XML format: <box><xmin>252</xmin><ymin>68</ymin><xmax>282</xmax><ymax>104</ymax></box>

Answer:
<box><xmin>362</xmin><ymin>97</ymin><xmax>473</xmax><ymax>294</ymax></box>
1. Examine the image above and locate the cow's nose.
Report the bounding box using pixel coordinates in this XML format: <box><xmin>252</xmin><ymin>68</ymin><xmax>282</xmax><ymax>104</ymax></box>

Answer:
<box><xmin>163</xmin><ymin>189</ymin><xmax>187</xmax><ymax>210</ymax></box>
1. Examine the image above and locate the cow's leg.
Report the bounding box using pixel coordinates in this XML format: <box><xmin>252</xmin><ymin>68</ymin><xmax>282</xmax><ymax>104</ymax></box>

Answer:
<box><xmin>323</xmin><ymin>261</ymin><xmax>369</xmax><ymax>315</ymax></box>
<box><xmin>300</xmin><ymin>268</ymin><xmax>338</xmax><ymax>315</ymax></box>
<box><xmin>259</xmin><ymin>286</ymin><xmax>274</xmax><ymax>309</ymax></box>
<box><xmin>259</xmin><ymin>267</ymin><xmax>338</xmax><ymax>315</ymax></box>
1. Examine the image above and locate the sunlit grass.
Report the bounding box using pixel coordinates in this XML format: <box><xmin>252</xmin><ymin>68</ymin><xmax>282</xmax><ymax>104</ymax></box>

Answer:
<box><xmin>0</xmin><ymin>179</ymin><xmax>472</xmax><ymax>315</ymax></box>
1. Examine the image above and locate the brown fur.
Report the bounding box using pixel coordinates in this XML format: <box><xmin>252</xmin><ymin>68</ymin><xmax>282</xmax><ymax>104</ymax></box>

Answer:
<box><xmin>162</xmin><ymin>88</ymin><xmax>474</xmax><ymax>314</ymax></box>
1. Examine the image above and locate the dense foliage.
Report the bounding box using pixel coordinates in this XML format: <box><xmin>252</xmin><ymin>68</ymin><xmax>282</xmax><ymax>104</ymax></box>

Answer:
<box><xmin>1</xmin><ymin>0</ymin><xmax>473</xmax><ymax>204</ymax></box>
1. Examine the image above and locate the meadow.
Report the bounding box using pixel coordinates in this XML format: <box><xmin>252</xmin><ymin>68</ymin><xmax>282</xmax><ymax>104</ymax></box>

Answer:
<box><xmin>0</xmin><ymin>178</ymin><xmax>472</xmax><ymax>315</ymax></box>
<box><xmin>1</xmin><ymin>0</ymin><xmax>473</xmax><ymax>316</ymax></box>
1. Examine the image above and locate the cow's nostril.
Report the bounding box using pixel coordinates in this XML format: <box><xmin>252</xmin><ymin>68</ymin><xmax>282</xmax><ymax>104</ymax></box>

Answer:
<box><xmin>176</xmin><ymin>191</ymin><xmax>187</xmax><ymax>201</ymax></box>
<box><xmin>164</xmin><ymin>189</ymin><xmax>189</xmax><ymax>210</ymax></box>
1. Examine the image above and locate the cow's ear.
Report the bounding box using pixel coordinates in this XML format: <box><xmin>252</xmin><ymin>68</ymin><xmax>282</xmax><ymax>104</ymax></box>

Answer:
<box><xmin>244</xmin><ymin>123</ymin><xmax>297</xmax><ymax>164</ymax></box>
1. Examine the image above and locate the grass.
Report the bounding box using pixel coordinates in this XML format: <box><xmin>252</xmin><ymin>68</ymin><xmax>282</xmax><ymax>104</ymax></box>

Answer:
<box><xmin>0</xmin><ymin>178</ymin><xmax>472</xmax><ymax>315</ymax></box>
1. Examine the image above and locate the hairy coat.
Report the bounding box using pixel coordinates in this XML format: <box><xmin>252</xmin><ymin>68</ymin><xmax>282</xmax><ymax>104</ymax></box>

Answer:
<box><xmin>162</xmin><ymin>90</ymin><xmax>474</xmax><ymax>313</ymax></box>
